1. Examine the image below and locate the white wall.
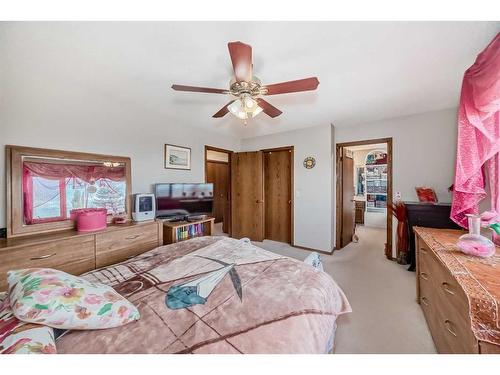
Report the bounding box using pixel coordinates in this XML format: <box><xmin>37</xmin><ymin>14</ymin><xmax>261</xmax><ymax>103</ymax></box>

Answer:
<box><xmin>334</xmin><ymin>108</ymin><xmax>458</xmax><ymax>252</ymax></box>
<box><xmin>0</xmin><ymin>84</ymin><xmax>240</xmax><ymax>230</ymax></box>
<box><xmin>336</xmin><ymin>108</ymin><xmax>457</xmax><ymax>203</ymax></box>
<box><xmin>241</xmin><ymin>124</ymin><xmax>334</xmax><ymax>252</ymax></box>
<box><xmin>0</xmin><ymin>22</ymin><xmax>243</xmax><ymax>230</ymax></box>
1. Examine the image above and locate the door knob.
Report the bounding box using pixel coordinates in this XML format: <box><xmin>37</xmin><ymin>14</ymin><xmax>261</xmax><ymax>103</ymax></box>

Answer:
<box><xmin>256</xmin><ymin>200</ymin><xmax>264</xmax><ymax>203</ymax></box>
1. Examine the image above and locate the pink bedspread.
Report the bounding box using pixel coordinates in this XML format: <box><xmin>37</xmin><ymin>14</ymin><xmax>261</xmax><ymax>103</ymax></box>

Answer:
<box><xmin>56</xmin><ymin>237</ymin><xmax>351</xmax><ymax>354</ymax></box>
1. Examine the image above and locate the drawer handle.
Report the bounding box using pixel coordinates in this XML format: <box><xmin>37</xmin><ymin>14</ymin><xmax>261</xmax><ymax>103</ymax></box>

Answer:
<box><xmin>421</xmin><ymin>296</ymin><xmax>429</xmax><ymax>306</ymax></box>
<box><xmin>420</xmin><ymin>272</ymin><xmax>429</xmax><ymax>281</ymax></box>
<box><xmin>30</xmin><ymin>253</ymin><xmax>56</xmax><ymax>260</ymax></box>
<box><xmin>125</xmin><ymin>235</ymin><xmax>140</xmax><ymax>240</ymax></box>
<box><xmin>442</xmin><ymin>282</ymin><xmax>455</xmax><ymax>295</ymax></box>
<box><xmin>444</xmin><ymin>319</ymin><xmax>457</xmax><ymax>337</ymax></box>
<box><xmin>420</xmin><ymin>248</ymin><xmax>427</xmax><ymax>254</ymax></box>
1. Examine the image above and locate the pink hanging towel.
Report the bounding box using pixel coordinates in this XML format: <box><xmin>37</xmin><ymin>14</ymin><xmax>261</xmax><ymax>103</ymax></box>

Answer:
<box><xmin>451</xmin><ymin>33</ymin><xmax>500</xmax><ymax>235</ymax></box>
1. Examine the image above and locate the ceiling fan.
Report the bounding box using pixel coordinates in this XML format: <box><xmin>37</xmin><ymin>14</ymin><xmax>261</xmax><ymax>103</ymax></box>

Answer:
<box><xmin>172</xmin><ymin>41</ymin><xmax>319</xmax><ymax>124</ymax></box>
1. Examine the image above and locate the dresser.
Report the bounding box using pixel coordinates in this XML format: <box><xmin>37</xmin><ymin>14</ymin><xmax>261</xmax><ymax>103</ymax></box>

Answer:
<box><xmin>0</xmin><ymin>221</ymin><xmax>163</xmax><ymax>291</ymax></box>
<box><xmin>405</xmin><ymin>202</ymin><xmax>460</xmax><ymax>271</ymax></box>
<box><xmin>415</xmin><ymin>227</ymin><xmax>500</xmax><ymax>353</ymax></box>
<box><xmin>354</xmin><ymin>200</ymin><xmax>365</xmax><ymax>224</ymax></box>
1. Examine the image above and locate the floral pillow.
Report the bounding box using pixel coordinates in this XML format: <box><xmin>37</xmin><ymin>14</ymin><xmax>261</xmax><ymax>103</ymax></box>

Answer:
<box><xmin>7</xmin><ymin>268</ymin><xmax>140</xmax><ymax>330</ymax></box>
<box><xmin>0</xmin><ymin>292</ymin><xmax>56</xmax><ymax>354</ymax></box>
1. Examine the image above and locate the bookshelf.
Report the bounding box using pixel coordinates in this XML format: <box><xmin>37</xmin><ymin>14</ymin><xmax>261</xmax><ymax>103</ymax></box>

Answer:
<box><xmin>162</xmin><ymin>217</ymin><xmax>215</xmax><ymax>245</ymax></box>
<box><xmin>364</xmin><ymin>151</ymin><xmax>388</xmax><ymax>212</ymax></box>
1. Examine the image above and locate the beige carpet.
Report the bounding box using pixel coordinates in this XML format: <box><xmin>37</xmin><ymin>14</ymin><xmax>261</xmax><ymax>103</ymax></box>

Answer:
<box><xmin>214</xmin><ymin>223</ymin><xmax>436</xmax><ymax>353</ymax></box>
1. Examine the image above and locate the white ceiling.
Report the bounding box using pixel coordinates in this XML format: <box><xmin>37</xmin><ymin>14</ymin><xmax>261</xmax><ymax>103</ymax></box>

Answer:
<box><xmin>2</xmin><ymin>21</ymin><xmax>498</xmax><ymax>139</ymax></box>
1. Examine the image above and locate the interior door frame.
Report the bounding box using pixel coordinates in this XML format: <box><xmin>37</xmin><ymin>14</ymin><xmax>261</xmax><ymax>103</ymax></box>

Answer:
<box><xmin>335</xmin><ymin>137</ymin><xmax>393</xmax><ymax>259</ymax></box>
<box><xmin>261</xmin><ymin>146</ymin><xmax>294</xmax><ymax>245</ymax></box>
<box><xmin>204</xmin><ymin>145</ymin><xmax>233</xmax><ymax>236</ymax></box>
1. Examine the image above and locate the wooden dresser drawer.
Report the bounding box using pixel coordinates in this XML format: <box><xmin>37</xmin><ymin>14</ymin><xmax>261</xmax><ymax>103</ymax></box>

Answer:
<box><xmin>0</xmin><ymin>236</ymin><xmax>95</xmax><ymax>291</ymax></box>
<box><xmin>479</xmin><ymin>341</ymin><xmax>500</xmax><ymax>354</ymax></box>
<box><xmin>421</xmin><ymin>275</ymin><xmax>477</xmax><ymax>353</ymax></box>
<box><xmin>419</xmin><ymin>271</ymin><xmax>446</xmax><ymax>350</ymax></box>
<box><xmin>95</xmin><ymin>223</ymin><xmax>159</xmax><ymax>268</ymax></box>
<box><xmin>418</xmin><ymin>236</ymin><xmax>478</xmax><ymax>353</ymax></box>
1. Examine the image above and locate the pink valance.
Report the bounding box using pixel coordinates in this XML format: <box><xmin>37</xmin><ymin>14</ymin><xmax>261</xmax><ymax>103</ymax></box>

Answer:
<box><xmin>23</xmin><ymin>161</ymin><xmax>126</xmax><ymax>182</ymax></box>
<box><xmin>451</xmin><ymin>33</ymin><xmax>500</xmax><ymax>231</ymax></box>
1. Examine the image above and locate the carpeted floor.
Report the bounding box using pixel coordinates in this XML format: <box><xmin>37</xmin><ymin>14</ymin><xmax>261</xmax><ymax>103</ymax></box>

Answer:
<box><xmin>214</xmin><ymin>223</ymin><xmax>436</xmax><ymax>353</ymax></box>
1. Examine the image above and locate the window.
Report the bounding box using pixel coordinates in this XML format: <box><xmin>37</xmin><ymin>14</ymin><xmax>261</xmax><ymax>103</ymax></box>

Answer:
<box><xmin>32</xmin><ymin>177</ymin><xmax>64</xmax><ymax>222</ymax></box>
<box><xmin>23</xmin><ymin>161</ymin><xmax>126</xmax><ymax>225</ymax></box>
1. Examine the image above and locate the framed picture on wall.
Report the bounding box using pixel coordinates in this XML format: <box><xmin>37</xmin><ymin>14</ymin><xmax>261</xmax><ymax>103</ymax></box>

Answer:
<box><xmin>164</xmin><ymin>144</ymin><xmax>191</xmax><ymax>170</ymax></box>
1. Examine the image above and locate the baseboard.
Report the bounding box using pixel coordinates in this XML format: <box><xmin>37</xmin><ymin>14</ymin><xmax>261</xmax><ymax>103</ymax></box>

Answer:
<box><xmin>291</xmin><ymin>243</ymin><xmax>334</xmax><ymax>255</ymax></box>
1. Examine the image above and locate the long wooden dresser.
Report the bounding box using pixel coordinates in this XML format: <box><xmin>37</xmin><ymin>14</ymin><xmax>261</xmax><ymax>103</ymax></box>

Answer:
<box><xmin>415</xmin><ymin>227</ymin><xmax>500</xmax><ymax>354</ymax></box>
<box><xmin>0</xmin><ymin>220</ymin><xmax>162</xmax><ymax>291</ymax></box>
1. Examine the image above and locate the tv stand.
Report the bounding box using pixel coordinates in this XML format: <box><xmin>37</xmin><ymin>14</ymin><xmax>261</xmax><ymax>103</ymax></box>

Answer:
<box><xmin>161</xmin><ymin>217</ymin><xmax>215</xmax><ymax>245</ymax></box>
<box><xmin>157</xmin><ymin>215</ymin><xmax>186</xmax><ymax>222</ymax></box>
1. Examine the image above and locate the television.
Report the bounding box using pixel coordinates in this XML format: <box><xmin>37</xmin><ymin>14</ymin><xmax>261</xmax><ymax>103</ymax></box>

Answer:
<box><xmin>155</xmin><ymin>183</ymin><xmax>213</xmax><ymax>219</ymax></box>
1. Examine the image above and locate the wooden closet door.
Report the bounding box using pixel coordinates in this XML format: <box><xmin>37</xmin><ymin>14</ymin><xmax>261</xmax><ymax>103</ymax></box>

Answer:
<box><xmin>231</xmin><ymin>151</ymin><xmax>264</xmax><ymax>241</ymax></box>
<box><xmin>264</xmin><ymin>149</ymin><xmax>292</xmax><ymax>243</ymax></box>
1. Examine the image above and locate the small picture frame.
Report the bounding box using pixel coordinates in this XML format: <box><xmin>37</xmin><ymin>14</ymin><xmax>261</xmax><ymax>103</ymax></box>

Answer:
<box><xmin>164</xmin><ymin>144</ymin><xmax>191</xmax><ymax>170</ymax></box>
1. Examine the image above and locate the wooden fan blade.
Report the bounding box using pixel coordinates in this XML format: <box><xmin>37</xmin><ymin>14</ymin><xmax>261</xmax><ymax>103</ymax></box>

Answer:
<box><xmin>228</xmin><ymin>41</ymin><xmax>253</xmax><ymax>83</ymax></box>
<box><xmin>172</xmin><ymin>84</ymin><xmax>228</xmax><ymax>94</ymax></box>
<box><xmin>263</xmin><ymin>77</ymin><xmax>319</xmax><ymax>95</ymax></box>
<box><xmin>256</xmin><ymin>98</ymin><xmax>283</xmax><ymax>118</ymax></box>
<box><xmin>212</xmin><ymin>100</ymin><xmax>236</xmax><ymax>118</ymax></box>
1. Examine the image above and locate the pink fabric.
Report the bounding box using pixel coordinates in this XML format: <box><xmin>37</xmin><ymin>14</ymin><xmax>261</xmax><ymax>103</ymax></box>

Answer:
<box><xmin>451</xmin><ymin>33</ymin><xmax>500</xmax><ymax>233</ymax></box>
<box><xmin>22</xmin><ymin>168</ymin><xmax>33</xmax><ymax>224</ymax></box>
<box><xmin>22</xmin><ymin>161</ymin><xmax>126</xmax><ymax>225</ymax></box>
<box><xmin>23</xmin><ymin>162</ymin><xmax>126</xmax><ymax>182</ymax></box>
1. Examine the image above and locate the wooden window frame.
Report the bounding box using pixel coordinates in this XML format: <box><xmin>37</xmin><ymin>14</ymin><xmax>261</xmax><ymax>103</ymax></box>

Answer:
<box><xmin>29</xmin><ymin>176</ymin><xmax>67</xmax><ymax>224</ymax></box>
<box><xmin>6</xmin><ymin>145</ymin><xmax>132</xmax><ymax>238</ymax></box>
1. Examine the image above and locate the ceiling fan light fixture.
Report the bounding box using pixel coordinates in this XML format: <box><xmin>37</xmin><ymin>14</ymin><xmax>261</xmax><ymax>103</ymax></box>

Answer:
<box><xmin>227</xmin><ymin>97</ymin><xmax>262</xmax><ymax>121</ymax></box>
<box><xmin>172</xmin><ymin>41</ymin><xmax>319</xmax><ymax>123</ymax></box>
<box><xmin>243</xmin><ymin>94</ymin><xmax>256</xmax><ymax>110</ymax></box>
<box><xmin>249</xmin><ymin>105</ymin><xmax>263</xmax><ymax>118</ymax></box>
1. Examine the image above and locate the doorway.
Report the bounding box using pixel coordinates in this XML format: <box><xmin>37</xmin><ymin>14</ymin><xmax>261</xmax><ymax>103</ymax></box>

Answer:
<box><xmin>336</xmin><ymin>138</ymin><xmax>393</xmax><ymax>259</ymax></box>
<box><xmin>205</xmin><ymin>146</ymin><xmax>232</xmax><ymax>235</ymax></box>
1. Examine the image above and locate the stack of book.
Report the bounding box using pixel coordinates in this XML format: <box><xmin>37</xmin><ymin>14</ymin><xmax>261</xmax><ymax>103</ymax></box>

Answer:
<box><xmin>174</xmin><ymin>223</ymin><xmax>205</xmax><ymax>242</ymax></box>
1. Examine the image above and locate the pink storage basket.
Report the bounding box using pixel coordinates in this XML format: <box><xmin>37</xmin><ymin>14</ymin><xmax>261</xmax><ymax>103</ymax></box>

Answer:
<box><xmin>70</xmin><ymin>208</ymin><xmax>107</xmax><ymax>233</ymax></box>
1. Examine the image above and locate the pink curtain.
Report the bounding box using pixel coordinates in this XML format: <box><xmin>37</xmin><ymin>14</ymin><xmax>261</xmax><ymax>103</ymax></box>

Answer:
<box><xmin>23</xmin><ymin>162</ymin><xmax>126</xmax><ymax>182</ymax></box>
<box><xmin>23</xmin><ymin>167</ymin><xmax>33</xmax><ymax>224</ymax></box>
<box><xmin>23</xmin><ymin>161</ymin><xmax>126</xmax><ymax>224</ymax></box>
<box><xmin>451</xmin><ymin>33</ymin><xmax>500</xmax><ymax>237</ymax></box>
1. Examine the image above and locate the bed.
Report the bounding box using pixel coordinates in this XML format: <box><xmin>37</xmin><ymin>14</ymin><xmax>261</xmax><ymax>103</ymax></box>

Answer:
<box><xmin>46</xmin><ymin>236</ymin><xmax>350</xmax><ymax>353</ymax></box>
